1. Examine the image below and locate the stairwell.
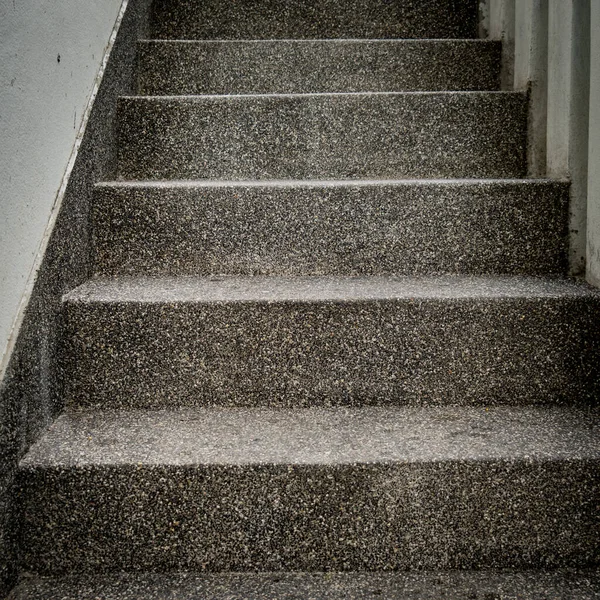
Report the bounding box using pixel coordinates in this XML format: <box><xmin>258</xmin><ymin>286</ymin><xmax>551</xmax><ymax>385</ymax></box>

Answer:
<box><xmin>9</xmin><ymin>0</ymin><xmax>600</xmax><ymax>597</ymax></box>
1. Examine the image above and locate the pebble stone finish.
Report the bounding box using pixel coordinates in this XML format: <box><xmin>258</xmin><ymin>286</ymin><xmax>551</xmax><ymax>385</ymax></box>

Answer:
<box><xmin>10</xmin><ymin>0</ymin><xmax>600</xmax><ymax>593</ymax></box>
<box><xmin>8</xmin><ymin>570</ymin><xmax>600</xmax><ymax>600</ymax></box>
<box><xmin>116</xmin><ymin>92</ymin><xmax>528</xmax><ymax>181</ymax></box>
<box><xmin>18</xmin><ymin>406</ymin><xmax>600</xmax><ymax>573</ymax></box>
<box><xmin>92</xmin><ymin>179</ymin><xmax>569</xmax><ymax>277</ymax></box>
<box><xmin>60</xmin><ymin>276</ymin><xmax>600</xmax><ymax>409</ymax></box>
<box><xmin>149</xmin><ymin>0</ymin><xmax>479</xmax><ymax>40</ymax></box>
<box><xmin>137</xmin><ymin>40</ymin><xmax>502</xmax><ymax>95</ymax></box>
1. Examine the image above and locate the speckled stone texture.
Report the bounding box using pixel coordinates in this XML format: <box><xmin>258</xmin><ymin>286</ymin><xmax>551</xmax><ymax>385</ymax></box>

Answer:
<box><xmin>8</xmin><ymin>570</ymin><xmax>600</xmax><ymax>600</ymax></box>
<box><xmin>137</xmin><ymin>40</ymin><xmax>501</xmax><ymax>95</ymax></box>
<box><xmin>149</xmin><ymin>0</ymin><xmax>479</xmax><ymax>40</ymax></box>
<box><xmin>60</xmin><ymin>276</ymin><xmax>600</xmax><ymax>408</ymax></box>
<box><xmin>92</xmin><ymin>179</ymin><xmax>568</xmax><ymax>277</ymax></box>
<box><xmin>116</xmin><ymin>92</ymin><xmax>528</xmax><ymax>180</ymax></box>
<box><xmin>8</xmin><ymin>0</ymin><xmax>600</xmax><ymax>594</ymax></box>
<box><xmin>18</xmin><ymin>406</ymin><xmax>600</xmax><ymax>572</ymax></box>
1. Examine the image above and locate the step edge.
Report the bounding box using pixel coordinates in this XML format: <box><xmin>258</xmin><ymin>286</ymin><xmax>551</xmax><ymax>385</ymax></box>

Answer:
<box><xmin>19</xmin><ymin>406</ymin><xmax>600</xmax><ymax>469</ymax></box>
<box><xmin>11</xmin><ymin>569</ymin><xmax>600</xmax><ymax>600</ymax></box>
<box><xmin>119</xmin><ymin>90</ymin><xmax>526</xmax><ymax>101</ymax></box>
<box><xmin>138</xmin><ymin>38</ymin><xmax>503</xmax><ymax>45</ymax></box>
<box><xmin>21</xmin><ymin>456</ymin><xmax>600</xmax><ymax>469</ymax></box>
<box><xmin>94</xmin><ymin>178</ymin><xmax>570</xmax><ymax>190</ymax></box>
<box><xmin>61</xmin><ymin>275</ymin><xmax>600</xmax><ymax>305</ymax></box>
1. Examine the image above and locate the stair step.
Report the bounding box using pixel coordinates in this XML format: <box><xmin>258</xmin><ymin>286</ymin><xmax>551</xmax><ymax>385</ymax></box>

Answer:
<box><xmin>116</xmin><ymin>92</ymin><xmax>528</xmax><ymax>181</ymax></box>
<box><xmin>19</xmin><ymin>406</ymin><xmax>600</xmax><ymax>572</ymax></box>
<box><xmin>137</xmin><ymin>40</ymin><xmax>501</xmax><ymax>95</ymax></box>
<box><xmin>10</xmin><ymin>571</ymin><xmax>600</xmax><ymax>600</ymax></box>
<box><xmin>92</xmin><ymin>179</ymin><xmax>568</xmax><ymax>277</ymax></box>
<box><xmin>61</xmin><ymin>276</ymin><xmax>600</xmax><ymax>408</ymax></box>
<box><xmin>150</xmin><ymin>0</ymin><xmax>479</xmax><ymax>40</ymax></box>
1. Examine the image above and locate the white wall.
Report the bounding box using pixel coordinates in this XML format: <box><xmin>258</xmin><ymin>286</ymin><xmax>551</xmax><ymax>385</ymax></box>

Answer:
<box><xmin>0</xmin><ymin>0</ymin><xmax>123</xmax><ymax>365</ymax></box>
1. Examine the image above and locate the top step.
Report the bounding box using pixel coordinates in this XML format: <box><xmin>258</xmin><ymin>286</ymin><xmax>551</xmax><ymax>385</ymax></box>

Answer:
<box><xmin>150</xmin><ymin>0</ymin><xmax>479</xmax><ymax>40</ymax></box>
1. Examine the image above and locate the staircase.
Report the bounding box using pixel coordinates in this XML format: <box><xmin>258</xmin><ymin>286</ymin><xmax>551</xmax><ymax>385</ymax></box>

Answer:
<box><xmin>10</xmin><ymin>0</ymin><xmax>600</xmax><ymax>597</ymax></box>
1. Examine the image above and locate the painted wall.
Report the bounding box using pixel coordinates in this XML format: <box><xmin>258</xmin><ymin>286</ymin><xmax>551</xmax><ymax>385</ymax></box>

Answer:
<box><xmin>0</xmin><ymin>0</ymin><xmax>123</xmax><ymax>367</ymax></box>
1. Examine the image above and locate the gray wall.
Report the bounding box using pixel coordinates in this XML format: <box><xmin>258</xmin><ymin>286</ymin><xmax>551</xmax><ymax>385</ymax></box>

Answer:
<box><xmin>0</xmin><ymin>0</ymin><xmax>123</xmax><ymax>370</ymax></box>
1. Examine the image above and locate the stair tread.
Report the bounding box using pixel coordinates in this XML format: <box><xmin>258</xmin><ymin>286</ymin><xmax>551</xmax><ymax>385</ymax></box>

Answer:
<box><xmin>21</xmin><ymin>405</ymin><xmax>600</xmax><ymax>468</ymax></box>
<box><xmin>10</xmin><ymin>570</ymin><xmax>600</xmax><ymax>600</ymax></box>
<box><xmin>65</xmin><ymin>275</ymin><xmax>600</xmax><ymax>304</ymax></box>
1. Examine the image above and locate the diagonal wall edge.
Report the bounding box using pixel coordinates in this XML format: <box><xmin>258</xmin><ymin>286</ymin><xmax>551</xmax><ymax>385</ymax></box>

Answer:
<box><xmin>0</xmin><ymin>1</ymin><xmax>152</xmax><ymax>595</ymax></box>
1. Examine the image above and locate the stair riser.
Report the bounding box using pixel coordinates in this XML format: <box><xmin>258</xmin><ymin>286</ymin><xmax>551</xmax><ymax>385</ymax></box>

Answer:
<box><xmin>137</xmin><ymin>40</ymin><xmax>501</xmax><ymax>95</ymax></box>
<box><xmin>20</xmin><ymin>461</ymin><xmax>599</xmax><ymax>572</ymax></box>
<box><xmin>92</xmin><ymin>182</ymin><xmax>568</xmax><ymax>277</ymax></box>
<box><xmin>61</xmin><ymin>297</ymin><xmax>600</xmax><ymax>408</ymax></box>
<box><xmin>150</xmin><ymin>0</ymin><xmax>479</xmax><ymax>40</ymax></box>
<box><xmin>116</xmin><ymin>93</ymin><xmax>528</xmax><ymax>180</ymax></box>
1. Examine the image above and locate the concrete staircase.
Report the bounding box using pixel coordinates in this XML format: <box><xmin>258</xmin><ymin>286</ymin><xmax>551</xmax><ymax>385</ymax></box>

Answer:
<box><xmin>11</xmin><ymin>0</ymin><xmax>600</xmax><ymax>597</ymax></box>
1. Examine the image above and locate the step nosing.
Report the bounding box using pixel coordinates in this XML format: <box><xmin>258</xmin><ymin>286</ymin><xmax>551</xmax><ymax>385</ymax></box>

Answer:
<box><xmin>95</xmin><ymin>178</ymin><xmax>569</xmax><ymax>189</ymax></box>
<box><xmin>20</xmin><ymin>406</ymin><xmax>600</xmax><ymax>468</ymax></box>
<box><xmin>62</xmin><ymin>275</ymin><xmax>599</xmax><ymax>305</ymax></box>
<box><xmin>139</xmin><ymin>38</ymin><xmax>500</xmax><ymax>44</ymax></box>
<box><xmin>11</xmin><ymin>571</ymin><xmax>600</xmax><ymax>599</ymax></box>
<box><xmin>21</xmin><ymin>406</ymin><xmax>600</xmax><ymax>468</ymax></box>
<box><xmin>22</xmin><ymin>456</ymin><xmax>597</xmax><ymax>468</ymax></box>
<box><xmin>122</xmin><ymin>90</ymin><xmax>524</xmax><ymax>101</ymax></box>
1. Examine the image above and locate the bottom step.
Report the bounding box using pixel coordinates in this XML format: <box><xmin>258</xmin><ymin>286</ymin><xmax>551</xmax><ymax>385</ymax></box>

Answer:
<box><xmin>9</xmin><ymin>570</ymin><xmax>600</xmax><ymax>599</ymax></box>
<box><xmin>19</xmin><ymin>406</ymin><xmax>599</xmax><ymax>573</ymax></box>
